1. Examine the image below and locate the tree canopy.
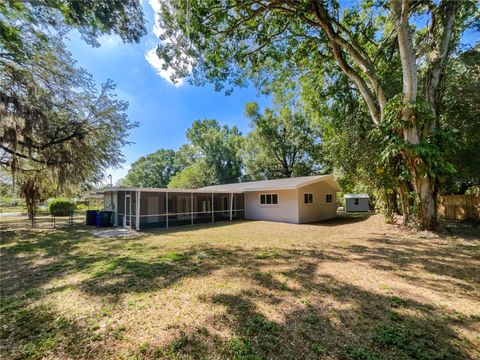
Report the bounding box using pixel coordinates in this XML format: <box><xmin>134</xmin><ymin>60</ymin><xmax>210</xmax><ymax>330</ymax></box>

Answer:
<box><xmin>121</xmin><ymin>149</ymin><xmax>180</xmax><ymax>188</ymax></box>
<box><xmin>439</xmin><ymin>47</ymin><xmax>480</xmax><ymax>194</ymax></box>
<box><xmin>121</xmin><ymin>103</ymin><xmax>327</xmax><ymax>189</ymax></box>
<box><xmin>243</xmin><ymin>101</ymin><xmax>324</xmax><ymax>180</ymax></box>
<box><xmin>185</xmin><ymin>119</ymin><xmax>244</xmax><ymax>185</ymax></box>
<box><xmin>0</xmin><ymin>0</ymin><xmax>144</xmax><ymax>214</ymax></box>
<box><xmin>1</xmin><ymin>0</ymin><xmax>146</xmax><ymax>63</ymax></box>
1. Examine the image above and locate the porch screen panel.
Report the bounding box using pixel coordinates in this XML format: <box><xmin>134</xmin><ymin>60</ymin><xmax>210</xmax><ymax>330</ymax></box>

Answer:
<box><xmin>139</xmin><ymin>192</ymin><xmax>167</xmax><ymax>229</ymax></box>
<box><xmin>213</xmin><ymin>193</ymin><xmax>231</xmax><ymax>222</ymax></box>
<box><xmin>192</xmin><ymin>193</ymin><xmax>212</xmax><ymax>224</ymax></box>
<box><xmin>233</xmin><ymin>193</ymin><xmax>245</xmax><ymax>219</ymax></box>
<box><xmin>130</xmin><ymin>191</ymin><xmax>137</xmax><ymax>229</ymax></box>
<box><xmin>117</xmin><ymin>191</ymin><xmax>125</xmax><ymax>226</ymax></box>
<box><xmin>168</xmin><ymin>192</ymin><xmax>192</xmax><ymax>227</ymax></box>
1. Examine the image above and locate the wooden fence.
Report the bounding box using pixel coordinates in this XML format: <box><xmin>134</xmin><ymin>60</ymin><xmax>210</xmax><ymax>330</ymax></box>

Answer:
<box><xmin>437</xmin><ymin>194</ymin><xmax>479</xmax><ymax>222</ymax></box>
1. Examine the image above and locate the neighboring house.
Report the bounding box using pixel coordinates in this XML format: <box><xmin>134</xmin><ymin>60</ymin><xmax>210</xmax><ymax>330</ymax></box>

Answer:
<box><xmin>95</xmin><ymin>175</ymin><xmax>339</xmax><ymax>230</ymax></box>
<box><xmin>344</xmin><ymin>194</ymin><xmax>370</xmax><ymax>212</ymax></box>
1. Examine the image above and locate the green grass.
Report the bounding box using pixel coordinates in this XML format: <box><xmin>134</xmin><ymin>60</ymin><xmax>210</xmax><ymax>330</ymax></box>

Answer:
<box><xmin>1</xmin><ymin>215</ymin><xmax>479</xmax><ymax>359</ymax></box>
<box><xmin>0</xmin><ymin>206</ymin><xmax>25</xmax><ymax>213</ymax></box>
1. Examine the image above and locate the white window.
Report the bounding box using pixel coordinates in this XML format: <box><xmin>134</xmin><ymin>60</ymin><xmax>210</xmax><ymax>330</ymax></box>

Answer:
<box><xmin>326</xmin><ymin>194</ymin><xmax>333</xmax><ymax>203</ymax></box>
<box><xmin>354</xmin><ymin>198</ymin><xmax>359</xmax><ymax>205</ymax></box>
<box><xmin>260</xmin><ymin>193</ymin><xmax>278</xmax><ymax>205</ymax></box>
<box><xmin>304</xmin><ymin>193</ymin><xmax>313</xmax><ymax>204</ymax></box>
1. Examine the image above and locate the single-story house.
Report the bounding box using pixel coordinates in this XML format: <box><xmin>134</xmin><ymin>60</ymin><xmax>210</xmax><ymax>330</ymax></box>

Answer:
<box><xmin>344</xmin><ymin>193</ymin><xmax>370</xmax><ymax>212</ymax></box>
<box><xmin>94</xmin><ymin>175</ymin><xmax>340</xmax><ymax>230</ymax></box>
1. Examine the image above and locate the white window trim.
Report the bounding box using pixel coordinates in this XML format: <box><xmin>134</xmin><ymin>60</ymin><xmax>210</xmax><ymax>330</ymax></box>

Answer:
<box><xmin>325</xmin><ymin>194</ymin><xmax>333</xmax><ymax>204</ymax></box>
<box><xmin>304</xmin><ymin>193</ymin><xmax>314</xmax><ymax>205</ymax></box>
<box><xmin>259</xmin><ymin>193</ymin><xmax>279</xmax><ymax>206</ymax></box>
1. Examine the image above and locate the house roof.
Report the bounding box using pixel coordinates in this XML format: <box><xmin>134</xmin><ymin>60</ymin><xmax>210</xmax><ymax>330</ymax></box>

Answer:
<box><xmin>89</xmin><ymin>187</ymin><xmax>244</xmax><ymax>194</ymax></box>
<box><xmin>344</xmin><ymin>193</ymin><xmax>370</xmax><ymax>199</ymax></box>
<box><xmin>89</xmin><ymin>175</ymin><xmax>340</xmax><ymax>195</ymax></box>
<box><xmin>199</xmin><ymin>175</ymin><xmax>340</xmax><ymax>192</ymax></box>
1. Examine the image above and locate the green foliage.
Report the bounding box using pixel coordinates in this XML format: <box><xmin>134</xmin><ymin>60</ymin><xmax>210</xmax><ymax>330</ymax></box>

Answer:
<box><xmin>0</xmin><ymin>0</ymin><xmax>145</xmax><ymax>63</ymax></box>
<box><xmin>17</xmin><ymin>172</ymin><xmax>58</xmax><ymax>217</ymax></box>
<box><xmin>227</xmin><ymin>337</ymin><xmax>261</xmax><ymax>360</ymax></box>
<box><xmin>129</xmin><ymin>119</ymin><xmax>244</xmax><ymax>189</ymax></box>
<box><xmin>243</xmin><ymin>100</ymin><xmax>324</xmax><ymax>180</ymax></box>
<box><xmin>378</xmin><ymin>95</ymin><xmax>457</xmax><ymax>180</ymax></box>
<box><xmin>121</xmin><ymin>149</ymin><xmax>180</xmax><ymax>188</ymax></box>
<box><xmin>1</xmin><ymin>42</ymin><xmax>136</xmax><ymax>211</ymax></box>
<box><xmin>440</xmin><ymin>47</ymin><xmax>480</xmax><ymax>194</ymax></box>
<box><xmin>344</xmin><ymin>345</ymin><xmax>378</xmax><ymax>360</ymax></box>
<box><xmin>0</xmin><ymin>0</ymin><xmax>142</xmax><ymax>214</ymax></box>
<box><xmin>186</xmin><ymin>119</ymin><xmax>244</xmax><ymax>184</ymax></box>
<box><xmin>48</xmin><ymin>198</ymin><xmax>75</xmax><ymax>216</ymax></box>
<box><xmin>168</xmin><ymin>160</ymin><xmax>214</xmax><ymax>189</ymax></box>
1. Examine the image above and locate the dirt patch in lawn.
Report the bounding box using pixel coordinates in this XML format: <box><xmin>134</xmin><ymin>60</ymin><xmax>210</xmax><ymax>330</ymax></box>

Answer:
<box><xmin>1</xmin><ymin>214</ymin><xmax>479</xmax><ymax>359</ymax></box>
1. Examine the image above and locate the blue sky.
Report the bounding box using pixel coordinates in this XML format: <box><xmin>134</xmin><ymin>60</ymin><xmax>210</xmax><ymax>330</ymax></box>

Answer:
<box><xmin>66</xmin><ymin>0</ymin><xmax>271</xmax><ymax>184</ymax></box>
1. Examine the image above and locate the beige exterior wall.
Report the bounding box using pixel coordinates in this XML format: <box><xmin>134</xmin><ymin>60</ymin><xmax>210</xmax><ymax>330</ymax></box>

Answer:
<box><xmin>244</xmin><ymin>181</ymin><xmax>337</xmax><ymax>224</ymax></box>
<box><xmin>244</xmin><ymin>189</ymin><xmax>299</xmax><ymax>223</ymax></box>
<box><xmin>297</xmin><ymin>181</ymin><xmax>337</xmax><ymax>223</ymax></box>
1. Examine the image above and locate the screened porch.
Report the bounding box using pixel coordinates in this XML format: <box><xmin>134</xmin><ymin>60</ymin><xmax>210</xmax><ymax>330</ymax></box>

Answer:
<box><xmin>115</xmin><ymin>190</ymin><xmax>245</xmax><ymax>230</ymax></box>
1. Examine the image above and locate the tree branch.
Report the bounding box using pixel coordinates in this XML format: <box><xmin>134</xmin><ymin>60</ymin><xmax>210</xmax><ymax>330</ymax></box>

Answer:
<box><xmin>390</xmin><ymin>0</ymin><xmax>417</xmax><ymax>103</ymax></box>
<box><xmin>424</xmin><ymin>0</ymin><xmax>460</xmax><ymax>120</ymax></box>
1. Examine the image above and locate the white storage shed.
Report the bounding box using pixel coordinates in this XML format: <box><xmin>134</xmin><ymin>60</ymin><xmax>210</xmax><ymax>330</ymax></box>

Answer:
<box><xmin>344</xmin><ymin>194</ymin><xmax>370</xmax><ymax>212</ymax></box>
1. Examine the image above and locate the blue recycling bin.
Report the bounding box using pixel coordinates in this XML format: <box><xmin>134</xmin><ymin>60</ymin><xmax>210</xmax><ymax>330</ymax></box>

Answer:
<box><xmin>97</xmin><ymin>211</ymin><xmax>113</xmax><ymax>227</ymax></box>
<box><xmin>86</xmin><ymin>210</ymin><xmax>99</xmax><ymax>226</ymax></box>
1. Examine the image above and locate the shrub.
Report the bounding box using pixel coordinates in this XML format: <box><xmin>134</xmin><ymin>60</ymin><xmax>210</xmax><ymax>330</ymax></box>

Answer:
<box><xmin>48</xmin><ymin>198</ymin><xmax>75</xmax><ymax>216</ymax></box>
<box><xmin>76</xmin><ymin>203</ymin><xmax>89</xmax><ymax>211</ymax></box>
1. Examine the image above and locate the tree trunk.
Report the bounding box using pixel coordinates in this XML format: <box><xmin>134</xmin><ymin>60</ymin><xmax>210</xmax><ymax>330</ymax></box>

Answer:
<box><xmin>391</xmin><ymin>0</ymin><xmax>439</xmax><ymax>230</ymax></box>
<box><xmin>398</xmin><ymin>181</ymin><xmax>412</xmax><ymax>226</ymax></box>
<box><xmin>415</xmin><ymin>175</ymin><xmax>437</xmax><ymax>230</ymax></box>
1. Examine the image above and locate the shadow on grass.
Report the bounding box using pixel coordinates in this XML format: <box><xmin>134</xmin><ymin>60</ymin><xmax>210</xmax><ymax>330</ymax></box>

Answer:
<box><xmin>0</xmin><ymin>297</ymin><xmax>99</xmax><ymax>359</ymax></box>
<box><xmin>153</xmin><ymin>272</ymin><xmax>470</xmax><ymax>360</ymax></box>
<box><xmin>338</xmin><ymin>235</ymin><xmax>480</xmax><ymax>296</ymax></box>
<box><xmin>1</xmin><ymin>224</ymin><xmax>478</xmax><ymax>359</ymax></box>
<box><xmin>306</xmin><ymin>212</ymin><xmax>373</xmax><ymax>227</ymax></box>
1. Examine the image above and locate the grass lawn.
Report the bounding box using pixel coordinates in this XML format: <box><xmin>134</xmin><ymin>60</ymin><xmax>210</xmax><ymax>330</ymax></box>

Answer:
<box><xmin>1</xmin><ymin>214</ymin><xmax>479</xmax><ymax>359</ymax></box>
<box><xmin>0</xmin><ymin>207</ymin><xmax>25</xmax><ymax>214</ymax></box>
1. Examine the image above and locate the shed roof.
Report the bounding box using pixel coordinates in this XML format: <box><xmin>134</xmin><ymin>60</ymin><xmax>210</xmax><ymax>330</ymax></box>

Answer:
<box><xmin>344</xmin><ymin>193</ymin><xmax>370</xmax><ymax>199</ymax></box>
<box><xmin>199</xmin><ymin>175</ymin><xmax>340</xmax><ymax>192</ymax></box>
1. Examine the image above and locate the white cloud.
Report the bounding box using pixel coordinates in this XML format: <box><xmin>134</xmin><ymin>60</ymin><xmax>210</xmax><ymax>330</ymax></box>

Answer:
<box><xmin>148</xmin><ymin>0</ymin><xmax>164</xmax><ymax>37</ymax></box>
<box><xmin>145</xmin><ymin>0</ymin><xmax>191</xmax><ymax>86</ymax></box>
<box><xmin>145</xmin><ymin>48</ymin><xmax>184</xmax><ymax>86</ymax></box>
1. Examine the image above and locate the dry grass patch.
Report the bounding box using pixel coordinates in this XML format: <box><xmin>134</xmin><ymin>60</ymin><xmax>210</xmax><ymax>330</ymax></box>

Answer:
<box><xmin>1</xmin><ymin>214</ymin><xmax>479</xmax><ymax>359</ymax></box>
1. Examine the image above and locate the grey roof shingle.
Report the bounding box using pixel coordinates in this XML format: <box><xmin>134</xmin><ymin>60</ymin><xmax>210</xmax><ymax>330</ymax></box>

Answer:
<box><xmin>199</xmin><ymin>175</ymin><xmax>338</xmax><ymax>192</ymax></box>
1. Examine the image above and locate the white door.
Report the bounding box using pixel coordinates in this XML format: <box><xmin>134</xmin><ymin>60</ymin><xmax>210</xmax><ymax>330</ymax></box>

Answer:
<box><xmin>124</xmin><ymin>195</ymin><xmax>131</xmax><ymax>228</ymax></box>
